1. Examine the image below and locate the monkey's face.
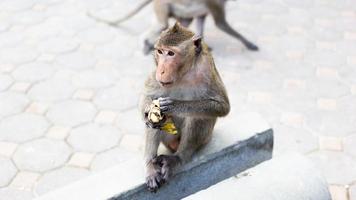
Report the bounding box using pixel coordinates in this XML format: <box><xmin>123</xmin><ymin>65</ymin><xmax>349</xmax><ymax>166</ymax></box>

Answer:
<box><xmin>154</xmin><ymin>46</ymin><xmax>182</xmax><ymax>87</ymax></box>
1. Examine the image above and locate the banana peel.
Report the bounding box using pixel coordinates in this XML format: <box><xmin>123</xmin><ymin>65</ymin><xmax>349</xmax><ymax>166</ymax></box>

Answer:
<box><xmin>161</xmin><ymin>118</ymin><xmax>178</xmax><ymax>135</ymax></box>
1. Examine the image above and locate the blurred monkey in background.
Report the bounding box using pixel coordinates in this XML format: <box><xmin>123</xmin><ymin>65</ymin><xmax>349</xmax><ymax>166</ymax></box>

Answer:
<box><xmin>88</xmin><ymin>0</ymin><xmax>259</xmax><ymax>54</ymax></box>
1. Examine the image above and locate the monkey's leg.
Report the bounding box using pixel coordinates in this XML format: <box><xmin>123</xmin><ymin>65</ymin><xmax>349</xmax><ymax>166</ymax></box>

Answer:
<box><xmin>207</xmin><ymin>1</ymin><xmax>259</xmax><ymax>51</ymax></box>
<box><xmin>160</xmin><ymin>116</ymin><xmax>183</xmax><ymax>152</ymax></box>
<box><xmin>154</xmin><ymin>118</ymin><xmax>215</xmax><ymax>181</ymax></box>
<box><xmin>144</xmin><ymin>128</ymin><xmax>164</xmax><ymax>192</ymax></box>
<box><xmin>177</xmin><ymin>17</ymin><xmax>193</xmax><ymax>28</ymax></box>
<box><xmin>161</xmin><ymin>132</ymin><xmax>180</xmax><ymax>152</ymax></box>
<box><xmin>196</xmin><ymin>15</ymin><xmax>207</xmax><ymax>37</ymax></box>
<box><xmin>196</xmin><ymin>15</ymin><xmax>213</xmax><ymax>51</ymax></box>
<box><xmin>143</xmin><ymin>0</ymin><xmax>171</xmax><ymax>54</ymax></box>
<box><xmin>153</xmin><ymin>0</ymin><xmax>170</xmax><ymax>28</ymax></box>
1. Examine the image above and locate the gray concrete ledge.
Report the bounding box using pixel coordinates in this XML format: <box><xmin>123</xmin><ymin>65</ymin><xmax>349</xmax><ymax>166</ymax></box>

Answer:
<box><xmin>112</xmin><ymin>129</ymin><xmax>273</xmax><ymax>200</ymax></box>
<box><xmin>187</xmin><ymin>153</ymin><xmax>331</xmax><ymax>200</ymax></box>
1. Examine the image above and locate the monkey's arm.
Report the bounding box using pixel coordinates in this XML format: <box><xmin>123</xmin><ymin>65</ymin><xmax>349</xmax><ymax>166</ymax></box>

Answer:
<box><xmin>144</xmin><ymin>128</ymin><xmax>160</xmax><ymax>163</ymax></box>
<box><xmin>140</xmin><ymin>95</ymin><xmax>164</xmax><ymax>129</ymax></box>
<box><xmin>144</xmin><ymin>127</ymin><xmax>165</xmax><ymax>192</ymax></box>
<box><xmin>159</xmin><ymin>95</ymin><xmax>230</xmax><ymax>117</ymax></box>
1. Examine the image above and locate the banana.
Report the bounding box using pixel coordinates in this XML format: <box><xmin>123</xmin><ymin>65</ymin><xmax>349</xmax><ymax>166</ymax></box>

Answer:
<box><xmin>147</xmin><ymin>98</ymin><xmax>178</xmax><ymax>135</ymax></box>
<box><xmin>148</xmin><ymin>99</ymin><xmax>163</xmax><ymax>123</ymax></box>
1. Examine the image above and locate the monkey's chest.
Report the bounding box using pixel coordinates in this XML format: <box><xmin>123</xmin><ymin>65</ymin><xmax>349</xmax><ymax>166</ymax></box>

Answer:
<box><xmin>167</xmin><ymin>85</ymin><xmax>208</xmax><ymax>100</ymax></box>
<box><xmin>171</xmin><ymin>1</ymin><xmax>209</xmax><ymax>18</ymax></box>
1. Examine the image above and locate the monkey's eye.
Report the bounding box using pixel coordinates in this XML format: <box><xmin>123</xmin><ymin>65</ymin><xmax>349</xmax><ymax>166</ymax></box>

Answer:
<box><xmin>167</xmin><ymin>51</ymin><xmax>175</xmax><ymax>56</ymax></box>
<box><xmin>157</xmin><ymin>49</ymin><xmax>163</xmax><ymax>54</ymax></box>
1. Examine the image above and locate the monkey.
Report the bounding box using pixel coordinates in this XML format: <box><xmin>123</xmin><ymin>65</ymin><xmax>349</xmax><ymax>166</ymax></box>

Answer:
<box><xmin>139</xmin><ymin>22</ymin><xmax>230</xmax><ymax>192</ymax></box>
<box><xmin>88</xmin><ymin>0</ymin><xmax>258</xmax><ymax>54</ymax></box>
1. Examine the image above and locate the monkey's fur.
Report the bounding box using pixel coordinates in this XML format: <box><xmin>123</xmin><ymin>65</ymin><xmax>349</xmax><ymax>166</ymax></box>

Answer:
<box><xmin>140</xmin><ymin>23</ymin><xmax>230</xmax><ymax>192</ymax></box>
<box><xmin>89</xmin><ymin>0</ymin><xmax>258</xmax><ymax>54</ymax></box>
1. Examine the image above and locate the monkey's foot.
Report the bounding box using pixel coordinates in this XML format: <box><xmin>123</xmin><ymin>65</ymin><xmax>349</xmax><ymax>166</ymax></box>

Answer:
<box><xmin>143</xmin><ymin>40</ymin><xmax>154</xmax><ymax>55</ymax></box>
<box><xmin>207</xmin><ymin>46</ymin><xmax>213</xmax><ymax>51</ymax></box>
<box><xmin>153</xmin><ymin>155</ymin><xmax>181</xmax><ymax>181</ymax></box>
<box><xmin>145</xmin><ymin>171</ymin><xmax>164</xmax><ymax>193</ymax></box>
<box><xmin>245</xmin><ymin>42</ymin><xmax>259</xmax><ymax>51</ymax></box>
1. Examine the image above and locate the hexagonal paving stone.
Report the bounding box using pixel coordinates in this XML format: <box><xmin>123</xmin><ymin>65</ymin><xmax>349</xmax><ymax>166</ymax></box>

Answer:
<box><xmin>13</xmin><ymin>138</ymin><xmax>72</xmax><ymax>172</ymax></box>
<box><xmin>119</xmin><ymin>134</ymin><xmax>144</xmax><ymax>153</ymax></box>
<box><xmin>71</xmin><ymin>69</ymin><xmax>114</xmax><ymax>88</ymax></box>
<box><xmin>344</xmin><ymin>133</ymin><xmax>356</xmax><ymax>158</ymax></box>
<box><xmin>306</xmin><ymin>110</ymin><xmax>356</xmax><ymax>137</ymax></box>
<box><xmin>94</xmin><ymin>39</ymin><xmax>135</xmax><ymax>61</ymax></box>
<box><xmin>91</xmin><ymin>147</ymin><xmax>138</xmax><ymax>172</ymax></box>
<box><xmin>0</xmin><ymin>74</ymin><xmax>13</xmax><ymax>91</ymax></box>
<box><xmin>76</xmin><ymin>26</ymin><xmax>116</xmax><ymax>44</ymax></box>
<box><xmin>0</xmin><ymin>0</ymin><xmax>35</xmax><ymax>12</ymax></box>
<box><xmin>94</xmin><ymin>82</ymin><xmax>140</xmax><ymax>111</ymax></box>
<box><xmin>10</xmin><ymin>171</ymin><xmax>40</xmax><ymax>190</ymax></box>
<box><xmin>35</xmin><ymin>167</ymin><xmax>90</xmax><ymax>195</ymax></box>
<box><xmin>24</xmin><ymin>18</ymin><xmax>65</xmax><ymax>39</ymax></box>
<box><xmin>95</xmin><ymin>110</ymin><xmax>117</xmax><ymax>124</ymax></box>
<box><xmin>11</xmin><ymin>10</ymin><xmax>46</xmax><ymax>26</ymax></box>
<box><xmin>29</xmin><ymin>78</ymin><xmax>75</xmax><ymax>102</ymax></box>
<box><xmin>319</xmin><ymin>136</ymin><xmax>343</xmax><ymax>151</ymax></box>
<box><xmin>46</xmin><ymin>100</ymin><xmax>97</xmax><ymax>127</ymax></box>
<box><xmin>115</xmin><ymin>108</ymin><xmax>144</xmax><ymax>135</ymax></box>
<box><xmin>0</xmin><ymin>31</ymin><xmax>24</xmax><ymax>48</ymax></box>
<box><xmin>0</xmin><ymin>187</ymin><xmax>33</xmax><ymax>200</ymax></box>
<box><xmin>308</xmin><ymin>151</ymin><xmax>356</xmax><ymax>185</ymax></box>
<box><xmin>12</xmin><ymin>62</ymin><xmax>55</xmax><ymax>82</ymax></box>
<box><xmin>0</xmin><ymin>157</ymin><xmax>17</xmax><ymax>187</ymax></box>
<box><xmin>272</xmin><ymin>90</ymin><xmax>315</xmax><ymax>114</ymax></box>
<box><xmin>37</xmin><ymin>37</ymin><xmax>79</xmax><ymax>54</ymax></box>
<box><xmin>68</xmin><ymin>123</ymin><xmax>121</xmax><ymax>153</ymax></box>
<box><xmin>0</xmin><ymin>142</ymin><xmax>18</xmax><ymax>157</ymax></box>
<box><xmin>305</xmin><ymin>50</ymin><xmax>345</xmax><ymax>67</ymax></box>
<box><xmin>273</xmin><ymin>124</ymin><xmax>318</xmax><ymax>155</ymax></box>
<box><xmin>339</xmin><ymin>96</ymin><xmax>356</xmax><ymax>113</ymax></box>
<box><xmin>67</xmin><ymin>152</ymin><xmax>94</xmax><ymax>168</ymax></box>
<box><xmin>0</xmin><ymin>113</ymin><xmax>49</xmax><ymax>143</ymax></box>
<box><xmin>238</xmin><ymin>69</ymin><xmax>283</xmax><ymax>92</ymax></box>
<box><xmin>55</xmin><ymin>51</ymin><xmax>96</xmax><ymax>71</ymax></box>
<box><xmin>0</xmin><ymin>46</ymin><xmax>39</xmax><ymax>65</ymax></box>
<box><xmin>0</xmin><ymin>92</ymin><xmax>29</xmax><ymax>119</ymax></box>
<box><xmin>0</xmin><ymin>21</ymin><xmax>10</xmax><ymax>33</ymax></box>
<box><xmin>307</xmin><ymin>79</ymin><xmax>350</xmax><ymax>98</ymax></box>
<box><xmin>52</xmin><ymin>69</ymin><xmax>76</xmax><ymax>80</ymax></box>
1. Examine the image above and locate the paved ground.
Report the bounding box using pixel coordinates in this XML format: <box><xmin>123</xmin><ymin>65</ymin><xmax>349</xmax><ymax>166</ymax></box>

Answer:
<box><xmin>0</xmin><ymin>0</ymin><xmax>355</xmax><ymax>199</ymax></box>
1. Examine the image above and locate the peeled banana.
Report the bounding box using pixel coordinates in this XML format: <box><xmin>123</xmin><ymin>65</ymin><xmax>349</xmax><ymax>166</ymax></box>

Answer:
<box><xmin>147</xmin><ymin>98</ymin><xmax>178</xmax><ymax>135</ymax></box>
<box><xmin>148</xmin><ymin>99</ymin><xmax>163</xmax><ymax>123</ymax></box>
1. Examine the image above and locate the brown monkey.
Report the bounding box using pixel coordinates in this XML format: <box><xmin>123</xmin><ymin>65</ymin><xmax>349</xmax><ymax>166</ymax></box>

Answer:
<box><xmin>88</xmin><ymin>0</ymin><xmax>258</xmax><ymax>54</ymax></box>
<box><xmin>139</xmin><ymin>22</ymin><xmax>230</xmax><ymax>192</ymax></box>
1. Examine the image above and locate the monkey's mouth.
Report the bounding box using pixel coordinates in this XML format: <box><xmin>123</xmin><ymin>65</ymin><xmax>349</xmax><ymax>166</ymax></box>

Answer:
<box><xmin>159</xmin><ymin>81</ymin><xmax>173</xmax><ymax>87</ymax></box>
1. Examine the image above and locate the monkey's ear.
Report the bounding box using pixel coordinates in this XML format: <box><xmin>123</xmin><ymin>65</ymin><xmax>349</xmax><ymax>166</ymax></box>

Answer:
<box><xmin>171</xmin><ymin>22</ymin><xmax>180</xmax><ymax>33</ymax></box>
<box><xmin>193</xmin><ymin>35</ymin><xmax>202</xmax><ymax>54</ymax></box>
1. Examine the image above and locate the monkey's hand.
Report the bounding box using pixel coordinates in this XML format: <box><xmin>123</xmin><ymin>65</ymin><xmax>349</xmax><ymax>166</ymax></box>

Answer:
<box><xmin>159</xmin><ymin>97</ymin><xmax>176</xmax><ymax>115</ymax></box>
<box><xmin>144</xmin><ymin>110</ymin><xmax>164</xmax><ymax>129</ymax></box>
<box><xmin>153</xmin><ymin>155</ymin><xmax>181</xmax><ymax>181</ymax></box>
<box><xmin>146</xmin><ymin>161</ymin><xmax>165</xmax><ymax>193</ymax></box>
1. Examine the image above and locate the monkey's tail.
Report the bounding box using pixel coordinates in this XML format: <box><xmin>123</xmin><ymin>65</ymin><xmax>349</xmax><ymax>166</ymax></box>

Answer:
<box><xmin>87</xmin><ymin>0</ymin><xmax>152</xmax><ymax>27</ymax></box>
